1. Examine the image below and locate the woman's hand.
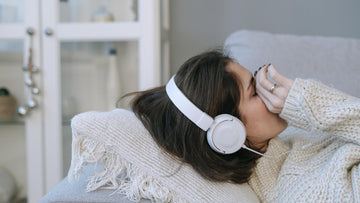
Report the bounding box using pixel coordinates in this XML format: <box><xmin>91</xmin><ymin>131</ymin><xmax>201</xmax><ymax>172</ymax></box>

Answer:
<box><xmin>255</xmin><ymin>64</ymin><xmax>294</xmax><ymax>114</ymax></box>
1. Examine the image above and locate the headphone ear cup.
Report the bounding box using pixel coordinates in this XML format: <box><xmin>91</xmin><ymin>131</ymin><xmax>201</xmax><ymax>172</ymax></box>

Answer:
<box><xmin>207</xmin><ymin>114</ymin><xmax>246</xmax><ymax>154</ymax></box>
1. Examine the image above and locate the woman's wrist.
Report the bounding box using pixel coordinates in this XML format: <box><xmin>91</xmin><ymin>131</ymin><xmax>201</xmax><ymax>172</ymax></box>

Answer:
<box><xmin>279</xmin><ymin>78</ymin><xmax>310</xmax><ymax>129</ymax></box>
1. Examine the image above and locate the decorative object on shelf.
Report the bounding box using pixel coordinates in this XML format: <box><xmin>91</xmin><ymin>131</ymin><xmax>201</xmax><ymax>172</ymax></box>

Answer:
<box><xmin>106</xmin><ymin>48</ymin><xmax>121</xmax><ymax>110</ymax></box>
<box><xmin>0</xmin><ymin>87</ymin><xmax>17</xmax><ymax>122</ymax></box>
<box><xmin>91</xmin><ymin>5</ymin><xmax>114</xmax><ymax>22</ymax></box>
<box><xmin>18</xmin><ymin>27</ymin><xmax>41</xmax><ymax>117</ymax></box>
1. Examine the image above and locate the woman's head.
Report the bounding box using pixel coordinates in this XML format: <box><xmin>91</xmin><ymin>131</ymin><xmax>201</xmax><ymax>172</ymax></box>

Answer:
<box><xmin>226</xmin><ymin>62</ymin><xmax>288</xmax><ymax>152</ymax></box>
<box><xmin>128</xmin><ymin>50</ymin><xmax>286</xmax><ymax>183</ymax></box>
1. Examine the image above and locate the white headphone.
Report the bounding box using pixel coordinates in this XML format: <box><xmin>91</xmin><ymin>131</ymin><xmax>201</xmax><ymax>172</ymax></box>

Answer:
<box><xmin>165</xmin><ymin>75</ymin><xmax>246</xmax><ymax>154</ymax></box>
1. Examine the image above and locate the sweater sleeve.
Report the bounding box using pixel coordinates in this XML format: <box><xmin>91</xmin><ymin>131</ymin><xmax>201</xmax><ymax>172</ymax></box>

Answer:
<box><xmin>280</xmin><ymin>78</ymin><xmax>360</xmax><ymax>145</ymax></box>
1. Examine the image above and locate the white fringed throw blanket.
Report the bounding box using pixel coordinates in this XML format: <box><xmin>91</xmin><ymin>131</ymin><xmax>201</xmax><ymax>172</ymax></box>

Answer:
<box><xmin>67</xmin><ymin>109</ymin><xmax>259</xmax><ymax>202</ymax></box>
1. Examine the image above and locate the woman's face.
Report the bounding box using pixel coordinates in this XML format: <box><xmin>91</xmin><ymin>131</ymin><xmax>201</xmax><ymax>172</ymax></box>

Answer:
<box><xmin>226</xmin><ymin>62</ymin><xmax>287</xmax><ymax>151</ymax></box>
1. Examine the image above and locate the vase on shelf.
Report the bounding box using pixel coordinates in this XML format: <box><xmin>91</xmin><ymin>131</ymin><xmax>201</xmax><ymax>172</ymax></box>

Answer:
<box><xmin>91</xmin><ymin>5</ymin><xmax>114</xmax><ymax>22</ymax></box>
<box><xmin>106</xmin><ymin>48</ymin><xmax>121</xmax><ymax>110</ymax></box>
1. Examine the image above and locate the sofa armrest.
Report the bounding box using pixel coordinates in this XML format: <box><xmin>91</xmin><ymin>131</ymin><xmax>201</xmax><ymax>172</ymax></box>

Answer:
<box><xmin>39</xmin><ymin>164</ymin><xmax>151</xmax><ymax>203</ymax></box>
<box><xmin>39</xmin><ymin>176</ymin><xmax>151</xmax><ymax>203</ymax></box>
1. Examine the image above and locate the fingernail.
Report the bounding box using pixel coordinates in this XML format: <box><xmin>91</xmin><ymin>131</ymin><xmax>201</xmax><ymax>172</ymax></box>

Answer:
<box><xmin>268</xmin><ymin>63</ymin><xmax>272</xmax><ymax>67</ymax></box>
<box><xmin>254</xmin><ymin>70</ymin><xmax>258</xmax><ymax>76</ymax></box>
<box><xmin>258</xmin><ymin>66</ymin><xmax>262</xmax><ymax>71</ymax></box>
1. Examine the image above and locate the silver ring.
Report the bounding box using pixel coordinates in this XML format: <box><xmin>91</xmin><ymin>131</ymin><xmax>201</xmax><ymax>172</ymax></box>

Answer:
<box><xmin>269</xmin><ymin>83</ymin><xmax>277</xmax><ymax>93</ymax></box>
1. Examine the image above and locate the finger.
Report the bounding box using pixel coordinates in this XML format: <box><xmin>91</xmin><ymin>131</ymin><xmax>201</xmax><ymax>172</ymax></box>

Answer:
<box><xmin>268</xmin><ymin>65</ymin><xmax>293</xmax><ymax>89</ymax></box>
<box><xmin>254</xmin><ymin>64</ymin><xmax>267</xmax><ymax>76</ymax></box>
<box><xmin>257</xmin><ymin>91</ymin><xmax>273</xmax><ymax>110</ymax></box>
<box><xmin>256</xmin><ymin>80</ymin><xmax>277</xmax><ymax>101</ymax></box>
<box><xmin>257</xmin><ymin>89</ymin><xmax>282</xmax><ymax>113</ymax></box>
<box><xmin>256</xmin><ymin>65</ymin><xmax>280</xmax><ymax>95</ymax></box>
<box><xmin>258</xmin><ymin>82</ymin><xmax>287</xmax><ymax>105</ymax></box>
<box><xmin>256</xmin><ymin>80</ymin><xmax>286</xmax><ymax>111</ymax></box>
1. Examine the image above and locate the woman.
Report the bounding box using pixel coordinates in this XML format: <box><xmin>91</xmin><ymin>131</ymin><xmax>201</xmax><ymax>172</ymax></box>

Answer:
<box><xmin>128</xmin><ymin>50</ymin><xmax>360</xmax><ymax>202</ymax></box>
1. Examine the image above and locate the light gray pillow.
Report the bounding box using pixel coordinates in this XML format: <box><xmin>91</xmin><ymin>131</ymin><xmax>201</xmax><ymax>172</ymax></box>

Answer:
<box><xmin>224</xmin><ymin>30</ymin><xmax>360</xmax><ymax>97</ymax></box>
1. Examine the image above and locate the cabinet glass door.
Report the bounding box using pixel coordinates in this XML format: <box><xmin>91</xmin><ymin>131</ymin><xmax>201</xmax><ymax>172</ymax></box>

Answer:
<box><xmin>0</xmin><ymin>2</ymin><xmax>27</xmax><ymax>202</ymax></box>
<box><xmin>60</xmin><ymin>41</ymin><xmax>139</xmax><ymax>175</ymax></box>
<box><xmin>0</xmin><ymin>0</ymin><xmax>44</xmax><ymax>202</ymax></box>
<box><xmin>42</xmin><ymin>0</ymin><xmax>161</xmax><ymax>194</ymax></box>
<box><xmin>0</xmin><ymin>40</ymin><xmax>27</xmax><ymax>201</ymax></box>
<box><xmin>0</xmin><ymin>40</ymin><xmax>24</xmax><ymax>123</ymax></box>
<box><xmin>59</xmin><ymin>0</ymin><xmax>138</xmax><ymax>22</ymax></box>
<box><xmin>0</xmin><ymin>0</ymin><xmax>24</xmax><ymax>23</ymax></box>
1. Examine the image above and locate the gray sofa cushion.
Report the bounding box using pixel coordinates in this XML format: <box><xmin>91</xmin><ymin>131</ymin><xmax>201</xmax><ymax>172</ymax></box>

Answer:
<box><xmin>224</xmin><ymin>30</ymin><xmax>360</xmax><ymax>97</ymax></box>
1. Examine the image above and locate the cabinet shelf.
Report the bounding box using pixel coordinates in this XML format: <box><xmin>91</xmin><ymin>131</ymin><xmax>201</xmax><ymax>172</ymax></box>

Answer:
<box><xmin>0</xmin><ymin>120</ymin><xmax>24</xmax><ymax>126</ymax></box>
<box><xmin>57</xmin><ymin>22</ymin><xmax>140</xmax><ymax>41</ymax></box>
<box><xmin>0</xmin><ymin>120</ymin><xmax>73</xmax><ymax>126</ymax></box>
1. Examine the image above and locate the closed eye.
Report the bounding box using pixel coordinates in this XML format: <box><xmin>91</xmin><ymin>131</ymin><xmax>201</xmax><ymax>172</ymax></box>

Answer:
<box><xmin>252</xmin><ymin>77</ymin><xmax>258</xmax><ymax>96</ymax></box>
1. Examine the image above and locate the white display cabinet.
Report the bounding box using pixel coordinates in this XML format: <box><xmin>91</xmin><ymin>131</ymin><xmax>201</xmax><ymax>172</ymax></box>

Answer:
<box><xmin>0</xmin><ymin>0</ymin><xmax>169</xmax><ymax>202</ymax></box>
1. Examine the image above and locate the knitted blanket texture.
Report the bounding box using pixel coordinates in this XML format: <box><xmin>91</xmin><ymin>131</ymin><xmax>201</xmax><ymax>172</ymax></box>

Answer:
<box><xmin>67</xmin><ymin>109</ymin><xmax>259</xmax><ymax>202</ymax></box>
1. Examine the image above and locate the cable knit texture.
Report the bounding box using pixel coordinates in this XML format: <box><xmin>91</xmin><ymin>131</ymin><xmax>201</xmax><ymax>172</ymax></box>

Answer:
<box><xmin>249</xmin><ymin>78</ymin><xmax>360</xmax><ymax>202</ymax></box>
<box><xmin>67</xmin><ymin>109</ymin><xmax>259</xmax><ymax>202</ymax></box>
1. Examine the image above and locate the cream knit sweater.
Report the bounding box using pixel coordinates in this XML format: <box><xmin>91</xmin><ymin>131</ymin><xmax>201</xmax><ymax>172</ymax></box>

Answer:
<box><xmin>249</xmin><ymin>78</ymin><xmax>360</xmax><ymax>202</ymax></box>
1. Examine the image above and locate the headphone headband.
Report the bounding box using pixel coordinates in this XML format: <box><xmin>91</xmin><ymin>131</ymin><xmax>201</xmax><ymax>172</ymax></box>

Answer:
<box><xmin>165</xmin><ymin>74</ymin><xmax>250</xmax><ymax>155</ymax></box>
<box><xmin>165</xmin><ymin>76</ymin><xmax>214</xmax><ymax>131</ymax></box>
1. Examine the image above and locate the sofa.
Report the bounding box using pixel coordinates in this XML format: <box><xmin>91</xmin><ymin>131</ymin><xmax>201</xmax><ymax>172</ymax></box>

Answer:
<box><xmin>39</xmin><ymin>30</ymin><xmax>360</xmax><ymax>202</ymax></box>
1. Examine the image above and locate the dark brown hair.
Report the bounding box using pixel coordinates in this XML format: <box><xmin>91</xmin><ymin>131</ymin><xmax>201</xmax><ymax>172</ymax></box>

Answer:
<box><xmin>124</xmin><ymin>50</ymin><xmax>260</xmax><ymax>184</ymax></box>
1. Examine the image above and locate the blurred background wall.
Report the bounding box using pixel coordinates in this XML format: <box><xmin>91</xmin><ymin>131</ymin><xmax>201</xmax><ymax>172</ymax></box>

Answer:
<box><xmin>169</xmin><ymin>0</ymin><xmax>360</xmax><ymax>73</ymax></box>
